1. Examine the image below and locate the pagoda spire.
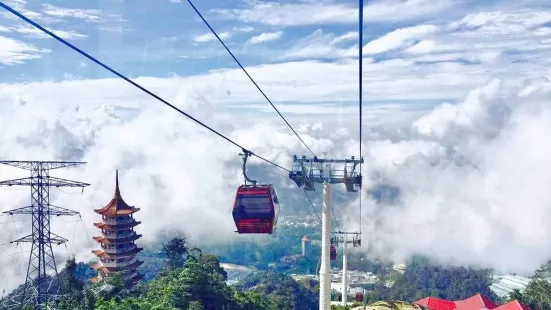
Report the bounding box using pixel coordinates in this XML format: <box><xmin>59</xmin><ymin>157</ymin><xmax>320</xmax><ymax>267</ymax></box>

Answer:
<box><xmin>115</xmin><ymin>169</ymin><xmax>121</xmax><ymax>198</ymax></box>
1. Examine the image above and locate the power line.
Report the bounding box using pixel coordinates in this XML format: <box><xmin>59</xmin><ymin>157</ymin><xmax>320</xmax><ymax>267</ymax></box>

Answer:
<box><xmin>331</xmin><ymin>205</ymin><xmax>341</xmax><ymax>231</ymax></box>
<box><xmin>185</xmin><ymin>0</ymin><xmax>317</xmax><ymax>158</ymax></box>
<box><xmin>358</xmin><ymin>0</ymin><xmax>364</xmax><ymax>240</ymax></box>
<box><xmin>302</xmin><ymin>189</ymin><xmax>321</xmax><ymax>224</ymax></box>
<box><xmin>0</xmin><ymin>1</ymin><xmax>290</xmax><ymax>174</ymax></box>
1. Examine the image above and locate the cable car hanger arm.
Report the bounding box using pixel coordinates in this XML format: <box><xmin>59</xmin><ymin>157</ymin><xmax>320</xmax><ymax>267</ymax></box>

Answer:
<box><xmin>240</xmin><ymin>149</ymin><xmax>257</xmax><ymax>186</ymax></box>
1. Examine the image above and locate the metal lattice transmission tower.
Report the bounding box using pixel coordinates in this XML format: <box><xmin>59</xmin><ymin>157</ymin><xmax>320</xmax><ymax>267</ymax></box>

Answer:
<box><xmin>0</xmin><ymin>161</ymin><xmax>89</xmax><ymax>310</ymax></box>
<box><xmin>289</xmin><ymin>155</ymin><xmax>363</xmax><ymax>310</ymax></box>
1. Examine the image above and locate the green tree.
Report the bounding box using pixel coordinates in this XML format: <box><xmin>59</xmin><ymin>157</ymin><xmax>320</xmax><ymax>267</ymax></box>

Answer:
<box><xmin>388</xmin><ymin>260</ymin><xmax>497</xmax><ymax>302</ymax></box>
<box><xmin>237</xmin><ymin>270</ymin><xmax>318</xmax><ymax>309</ymax></box>
<box><xmin>507</xmin><ymin>289</ymin><xmax>526</xmax><ymax>303</ymax></box>
<box><xmin>54</xmin><ymin>256</ymin><xmax>89</xmax><ymax>310</ymax></box>
<box><xmin>523</xmin><ymin>260</ymin><xmax>551</xmax><ymax>310</ymax></box>
<box><xmin>231</xmin><ymin>290</ymin><xmax>271</xmax><ymax>310</ymax></box>
<box><xmin>189</xmin><ymin>301</ymin><xmax>206</xmax><ymax>310</ymax></box>
<box><xmin>162</xmin><ymin>237</ymin><xmax>188</xmax><ymax>269</ymax></box>
<box><xmin>60</xmin><ymin>255</ymin><xmax>83</xmax><ymax>294</ymax></box>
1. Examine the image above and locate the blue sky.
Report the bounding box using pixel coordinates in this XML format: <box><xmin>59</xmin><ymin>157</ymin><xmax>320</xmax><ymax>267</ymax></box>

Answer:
<box><xmin>3</xmin><ymin>0</ymin><xmax>549</xmax><ymax>86</ymax></box>
<box><xmin>1</xmin><ymin>0</ymin><xmax>551</xmax><ymax>114</ymax></box>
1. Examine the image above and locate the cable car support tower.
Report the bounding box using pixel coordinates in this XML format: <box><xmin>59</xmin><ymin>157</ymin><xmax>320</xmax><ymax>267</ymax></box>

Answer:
<box><xmin>332</xmin><ymin>231</ymin><xmax>361</xmax><ymax>307</ymax></box>
<box><xmin>0</xmin><ymin>161</ymin><xmax>89</xmax><ymax>310</ymax></box>
<box><xmin>289</xmin><ymin>155</ymin><xmax>363</xmax><ymax>310</ymax></box>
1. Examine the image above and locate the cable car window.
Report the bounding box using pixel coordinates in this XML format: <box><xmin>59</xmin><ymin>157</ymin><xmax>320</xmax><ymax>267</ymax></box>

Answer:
<box><xmin>235</xmin><ymin>196</ymin><xmax>271</xmax><ymax>207</ymax></box>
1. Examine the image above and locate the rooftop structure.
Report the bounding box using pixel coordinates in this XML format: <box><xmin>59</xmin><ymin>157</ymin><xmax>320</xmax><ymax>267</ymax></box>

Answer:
<box><xmin>490</xmin><ymin>275</ymin><xmax>531</xmax><ymax>298</ymax></box>
<box><xmin>414</xmin><ymin>293</ymin><xmax>530</xmax><ymax>310</ymax></box>
<box><xmin>91</xmin><ymin>170</ymin><xmax>143</xmax><ymax>284</ymax></box>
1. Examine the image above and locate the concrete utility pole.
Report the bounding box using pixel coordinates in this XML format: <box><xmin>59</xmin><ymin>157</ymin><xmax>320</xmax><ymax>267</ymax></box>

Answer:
<box><xmin>289</xmin><ymin>155</ymin><xmax>363</xmax><ymax>310</ymax></box>
<box><xmin>342</xmin><ymin>240</ymin><xmax>348</xmax><ymax>307</ymax></box>
<box><xmin>320</xmin><ymin>182</ymin><xmax>332</xmax><ymax>310</ymax></box>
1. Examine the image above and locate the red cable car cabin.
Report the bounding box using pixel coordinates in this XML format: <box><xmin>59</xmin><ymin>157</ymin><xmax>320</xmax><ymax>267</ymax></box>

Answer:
<box><xmin>330</xmin><ymin>244</ymin><xmax>337</xmax><ymax>261</ymax></box>
<box><xmin>232</xmin><ymin>184</ymin><xmax>280</xmax><ymax>234</ymax></box>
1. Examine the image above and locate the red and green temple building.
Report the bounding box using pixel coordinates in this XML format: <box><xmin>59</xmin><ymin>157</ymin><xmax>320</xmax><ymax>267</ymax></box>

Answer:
<box><xmin>91</xmin><ymin>170</ymin><xmax>143</xmax><ymax>284</ymax></box>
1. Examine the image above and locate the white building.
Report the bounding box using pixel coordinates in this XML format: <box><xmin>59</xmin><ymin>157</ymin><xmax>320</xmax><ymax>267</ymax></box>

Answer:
<box><xmin>490</xmin><ymin>275</ymin><xmax>531</xmax><ymax>298</ymax></box>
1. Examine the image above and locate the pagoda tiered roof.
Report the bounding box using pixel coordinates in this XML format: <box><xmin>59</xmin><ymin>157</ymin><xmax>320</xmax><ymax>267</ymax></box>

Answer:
<box><xmin>94</xmin><ymin>170</ymin><xmax>140</xmax><ymax>216</ymax></box>
<box><xmin>91</xmin><ymin>259</ymin><xmax>143</xmax><ymax>273</ymax></box>
<box><xmin>93</xmin><ymin>233</ymin><xmax>142</xmax><ymax>244</ymax></box>
<box><xmin>93</xmin><ymin>220</ymin><xmax>141</xmax><ymax>230</ymax></box>
<box><xmin>92</xmin><ymin>247</ymin><xmax>143</xmax><ymax>259</ymax></box>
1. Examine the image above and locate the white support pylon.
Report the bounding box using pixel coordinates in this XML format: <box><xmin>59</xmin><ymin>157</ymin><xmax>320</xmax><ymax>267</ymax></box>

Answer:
<box><xmin>342</xmin><ymin>240</ymin><xmax>348</xmax><ymax>307</ymax></box>
<box><xmin>319</xmin><ymin>182</ymin><xmax>332</xmax><ymax>310</ymax></box>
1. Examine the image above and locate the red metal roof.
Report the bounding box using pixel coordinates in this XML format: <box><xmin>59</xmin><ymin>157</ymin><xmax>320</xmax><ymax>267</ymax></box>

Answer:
<box><xmin>415</xmin><ymin>297</ymin><xmax>456</xmax><ymax>310</ymax></box>
<box><xmin>415</xmin><ymin>293</ymin><xmax>528</xmax><ymax>310</ymax></box>
<box><xmin>454</xmin><ymin>294</ymin><xmax>498</xmax><ymax>310</ymax></box>
<box><xmin>494</xmin><ymin>300</ymin><xmax>530</xmax><ymax>310</ymax></box>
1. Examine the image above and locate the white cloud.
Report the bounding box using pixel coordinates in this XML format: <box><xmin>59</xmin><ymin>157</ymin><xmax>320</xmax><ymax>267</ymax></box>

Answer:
<box><xmin>0</xmin><ymin>35</ymin><xmax>49</xmax><ymax>65</ymax></box>
<box><xmin>248</xmin><ymin>31</ymin><xmax>283</xmax><ymax>44</ymax></box>
<box><xmin>233</xmin><ymin>26</ymin><xmax>255</xmax><ymax>33</ymax></box>
<box><xmin>0</xmin><ymin>25</ymin><xmax>10</xmax><ymax>33</ymax></box>
<box><xmin>450</xmin><ymin>10</ymin><xmax>551</xmax><ymax>32</ymax></box>
<box><xmin>279</xmin><ymin>29</ymin><xmax>357</xmax><ymax>60</ymax></box>
<box><xmin>331</xmin><ymin>31</ymin><xmax>358</xmax><ymax>45</ymax></box>
<box><xmin>405</xmin><ymin>40</ymin><xmax>437</xmax><ymax>54</ymax></box>
<box><xmin>194</xmin><ymin>31</ymin><xmax>232</xmax><ymax>43</ymax></box>
<box><xmin>271</xmin><ymin>7</ymin><xmax>551</xmax><ymax>69</ymax></box>
<box><xmin>42</xmin><ymin>4</ymin><xmax>118</xmax><ymax>23</ymax></box>
<box><xmin>211</xmin><ymin>0</ymin><xmax>455</xmax><ymax>26</ymax></box>
<box><xmin>363</xmin><ymin>25</ymin><xmax>439</xmax><ymax>55</ymax></box>
<box><xmin>1</xmin><ymin>1</ymin><xmax>42</xmax><ymax>21</ymax></box>
<box><xmin>15</xmin><ymin>26</ymin><xmax>87</xmax><ymax>40</ymax></box>
<box><xmin>169</xmin><ymin>0</ymin><xmax>182</xmax><ymax>3</ymax></box>
<box><xmin>396</xmin><ymin>9</ymin><xmax>551</xmax><ymax>66</ymax></box>
<box><xmin>345</xmin><ymin>77</ymin><xmax>551</xmax><ymax>275</ymax></box>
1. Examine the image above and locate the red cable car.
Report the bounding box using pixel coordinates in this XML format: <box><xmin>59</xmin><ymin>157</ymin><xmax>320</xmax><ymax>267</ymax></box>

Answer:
<box><xmin>232</xmin><ymin>151</ymin><xmax>280</xmax><ymax>234</ymax></box>
<box><xmin>330</xmin><ymin>244</ymin><xmax>337</xmax><ymax>261</ymax></box>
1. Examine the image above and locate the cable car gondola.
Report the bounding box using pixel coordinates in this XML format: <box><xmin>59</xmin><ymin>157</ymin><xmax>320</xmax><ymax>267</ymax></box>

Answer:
<box><xmin>330</xmin><ymin>244</ymin><xmax>337</xmax><ymax>261</ymax></box>
<box><xmin>330</xmin><ymin>236</ymin><xmax>337</xmax><ymax>261</ymax></box>
<box><xmin>232</xmin><ymin>150</ymin><xmax>280</xmax><ymax>234</ymax></box>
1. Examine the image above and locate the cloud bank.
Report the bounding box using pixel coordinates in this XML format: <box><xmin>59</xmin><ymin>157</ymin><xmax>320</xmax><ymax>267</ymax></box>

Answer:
<box><xmin>343</xmin><ymin>77</ymin><xmax>551</xmax><ymax>276</ymax></box>
<box><xmin>0</xmin><ymin>73</ymin><xmax>550</xmax><ymax>294</ymax></box>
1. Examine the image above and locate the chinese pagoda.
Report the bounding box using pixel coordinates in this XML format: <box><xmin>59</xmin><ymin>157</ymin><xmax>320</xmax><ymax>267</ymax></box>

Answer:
<box><xmin>91</xmin><ymin>170</ymin><xmax>143</xmax><ymax>284</ymax></box>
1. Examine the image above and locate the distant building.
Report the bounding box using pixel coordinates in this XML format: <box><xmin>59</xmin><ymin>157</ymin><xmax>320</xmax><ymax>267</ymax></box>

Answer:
<box><xmin>220</xmin><ymin>263</ymin><xmax>254</xmax><ymax>285</ymax></box>
<box><xmin>280</xmin><ymin>254</ymin><xmax>303</xmax><ymax>264</ymax></box>
<box><xmin>91</xmin><ymin>170</ymin><xmax>143</xmax><ymax>284</ymax></box>
<box><xmin>393</xmin><ymin>263</ymin><xmax>406</xmax><ymax>274</ymax></box>
<box><xmin>302</xmin><ymin>235</ymin><xmax>312</xmax><ymax>257</ymax></box>
<box><xmin>490</xmin><ymin>275</ymin><xmax>530</xmax><ymax>298</ymax></box>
